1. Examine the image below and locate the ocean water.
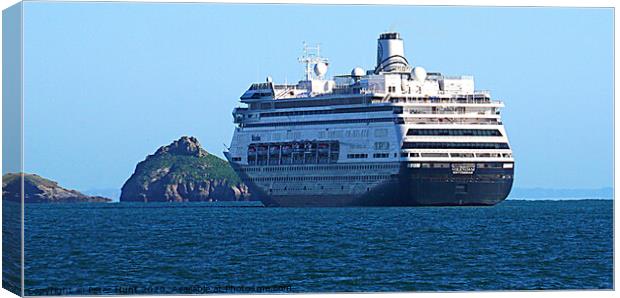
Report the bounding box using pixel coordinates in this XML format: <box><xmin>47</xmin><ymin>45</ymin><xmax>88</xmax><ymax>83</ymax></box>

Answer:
<box><xmin>20</xmin><ymin>200</ymin><xmax>612</xmax><ymax>295</ymax></box>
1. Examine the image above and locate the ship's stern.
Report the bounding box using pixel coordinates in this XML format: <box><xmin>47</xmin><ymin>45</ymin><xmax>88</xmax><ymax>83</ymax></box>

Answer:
<box><xmin>396</xmin><ymin>162</ymin><xmax>514</xmax><ymax>206</ymax></box>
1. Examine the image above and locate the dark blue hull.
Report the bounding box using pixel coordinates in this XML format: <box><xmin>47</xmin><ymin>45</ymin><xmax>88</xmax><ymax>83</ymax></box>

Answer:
<box><xmin>391</xmin><ymin>165</ymin><xmax>513</xmax><ymax>206</ymax></box>
<box><xmin>228</xmin><ymin>157</ymin><xmax>514</xmax><ymax>207</ymax></box>
<box><xmin>266</xmin><ymin>168</ymin><xmax>512</xmax><ymax>207</ymax></box>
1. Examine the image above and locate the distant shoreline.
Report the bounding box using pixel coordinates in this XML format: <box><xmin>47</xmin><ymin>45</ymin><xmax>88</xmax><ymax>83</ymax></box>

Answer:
<box><xmin>507</xmin><ymin>197</ymin><xmax>613</xmax><ymax>201</ymax></box>
<box><xmin>509</xmin><ymin>187</ymin><xmax>613</xmax><ymax>199</ymax></box>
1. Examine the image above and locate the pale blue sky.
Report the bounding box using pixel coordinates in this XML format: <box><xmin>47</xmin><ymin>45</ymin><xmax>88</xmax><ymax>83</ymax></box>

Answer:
<box><xmin>20</xmin><ymin>2</ymin><xmax>613</xmax><ymax>192</ymax></box>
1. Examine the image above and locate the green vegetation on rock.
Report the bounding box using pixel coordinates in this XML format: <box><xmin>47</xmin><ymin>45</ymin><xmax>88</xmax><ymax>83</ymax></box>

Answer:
<box><xmin>133</xmin><ymin>153</ymin><xmax>242</xmax><ymax>187</ymax></box>
<box><xmin>120</xmin><ymin>136</ymin><xmax>250</xmax><ymax>202</ymax></box>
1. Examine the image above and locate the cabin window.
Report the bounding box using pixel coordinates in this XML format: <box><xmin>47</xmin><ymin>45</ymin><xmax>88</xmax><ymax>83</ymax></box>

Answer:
<box><xmin>402</xmin><ymin>142</ymin><xmax>509</xmax><ymax>150</ymax></box>
<box><xmin>374</xmin><ymin>142</ymin><xmax>390</xmax><ymax>150</ymax></box>
<box><xmin>407</xmin><ymin>129</ymin><xmax>502</xmax><ymax>136</ymax></box>
<box><xmin>347</xmin><ymin>153</ymin><xmax>368</xmax><ymax>159</ymax></box>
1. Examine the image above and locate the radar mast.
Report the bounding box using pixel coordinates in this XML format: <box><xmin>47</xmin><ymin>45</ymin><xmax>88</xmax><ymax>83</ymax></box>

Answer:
<box><xmin>298</xmin><ymin>42</ymin><xmax>329</xmax><ymax>80</ymax></box>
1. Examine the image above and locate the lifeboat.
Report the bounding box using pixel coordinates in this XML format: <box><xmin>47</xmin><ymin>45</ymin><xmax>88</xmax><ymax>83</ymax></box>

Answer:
<box><xmin>282</xmin><ymin>144</ymin><xmax>292</xmax><ymax>154</ymax></box>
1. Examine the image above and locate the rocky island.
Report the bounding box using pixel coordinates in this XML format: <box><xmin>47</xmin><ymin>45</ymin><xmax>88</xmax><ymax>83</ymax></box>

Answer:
<box><xmin>2</xmin><ymin>173</ymin><xmax>112</xmax><ymax>203</ymax></box>
<box><xmin>120</xmin><ymin>136</ymin><xmax>251</xmax><ymax>202</ymax></box>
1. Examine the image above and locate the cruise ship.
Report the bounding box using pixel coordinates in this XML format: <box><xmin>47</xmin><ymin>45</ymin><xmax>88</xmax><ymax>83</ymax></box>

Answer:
<box><xmin>224</xmin><ymin>32</ymin><xmax>514</xmax><ymax>207</ymax></box>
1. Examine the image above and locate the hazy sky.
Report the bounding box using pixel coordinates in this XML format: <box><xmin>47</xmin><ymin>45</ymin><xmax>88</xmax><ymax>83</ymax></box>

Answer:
<box><xmin>20</xmin><ymin>3</ymin><xmax>613</xmax><ymax>191</ymax></box>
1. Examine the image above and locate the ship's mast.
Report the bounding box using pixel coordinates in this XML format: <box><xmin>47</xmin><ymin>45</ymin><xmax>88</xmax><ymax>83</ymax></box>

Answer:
<box><xmin>298</xmin><ymin>42</ymin><xmax>329</xmax><ymax>80</ymax></box>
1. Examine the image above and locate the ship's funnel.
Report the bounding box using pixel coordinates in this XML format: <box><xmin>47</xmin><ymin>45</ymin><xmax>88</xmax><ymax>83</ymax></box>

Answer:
<box><xmin>375</xmin><ymin>32</ymin><xmax>410</xmax><ymax>74</ymax></box>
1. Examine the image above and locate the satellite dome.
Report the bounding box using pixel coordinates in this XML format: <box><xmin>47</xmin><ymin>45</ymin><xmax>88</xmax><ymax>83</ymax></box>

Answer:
<box><xmin>314</xmin><ymin>62</ymin><xmax>328</xmax><ymax>77</ymax></box>
<box><xmin>351</xmin><ymin>67</ymin><xmax>365</xmax><ymax>77</ymax></box>
<box><xmin>412</xmin><ymin>67</ymin><xmax>427</xmax><ymax>81</ymax></box>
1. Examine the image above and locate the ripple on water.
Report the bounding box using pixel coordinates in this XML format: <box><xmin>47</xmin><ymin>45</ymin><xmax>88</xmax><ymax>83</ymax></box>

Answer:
<box><xmin>21</xmin><ymin>200</ymin><xmax>613</xmax><ymax>293</ymax></box>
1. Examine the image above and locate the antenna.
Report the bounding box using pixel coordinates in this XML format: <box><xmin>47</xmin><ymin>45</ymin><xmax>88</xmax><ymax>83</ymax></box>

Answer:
<box><xmin>298</xmin><ymin>42</ymin><xmax>329</xmax><ymax>81</ymax></box>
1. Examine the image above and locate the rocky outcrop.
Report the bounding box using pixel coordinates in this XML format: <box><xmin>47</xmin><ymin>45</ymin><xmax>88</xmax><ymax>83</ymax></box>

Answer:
<box><xmin>120</xmin><ymin>136</ymin><xmax>252</xmax><ymax>202</ymax></box>
<box><xmin>154</xmin><ymin>135</ymin><xmax>208</xmax><ymax>157</ymax></box>
<box><xmin>2</xmin><ymin>173</ymin><xmax>112</xmax><ymax>203</ymax></box>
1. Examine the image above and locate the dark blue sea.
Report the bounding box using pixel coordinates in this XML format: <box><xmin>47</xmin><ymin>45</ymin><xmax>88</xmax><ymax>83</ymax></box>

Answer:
<box><xmin>16</xmin><ymin>200</ymin><xmax>613</xmax><ymax>295</ymax></box>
